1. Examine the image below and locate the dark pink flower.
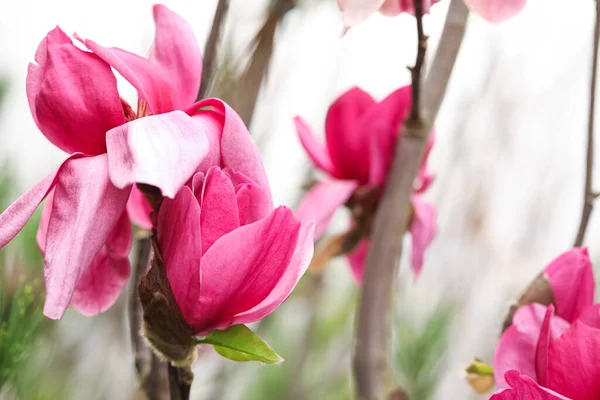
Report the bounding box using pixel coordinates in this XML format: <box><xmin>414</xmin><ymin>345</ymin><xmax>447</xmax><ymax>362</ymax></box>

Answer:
<box><xmin>295</xmin><ymin>86</ymin><xmax>436</xmax><ymax>281</ymax></box>
<box><xmin>0</xmin><ymin>5</ymin><xmax>231</xmax><ymax>319</ymax></box>
<box><xmin>337</xmin><ymin>0</ymin><xmax>441</xmax><ymax>27</ymax></box>
<box><xmin>156</xmin><ymin>166</ymin><xmax>314</xmax><ymax>336</ymax></box>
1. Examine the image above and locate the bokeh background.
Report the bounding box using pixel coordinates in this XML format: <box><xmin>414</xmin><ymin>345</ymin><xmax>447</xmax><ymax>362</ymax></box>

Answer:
<box><xmin>1</xmin><ymin>0</ymin><xmax>598</xmax><ymax>399</ymax></box>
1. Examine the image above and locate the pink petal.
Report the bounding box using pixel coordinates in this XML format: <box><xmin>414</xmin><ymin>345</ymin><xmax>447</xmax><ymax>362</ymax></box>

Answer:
<box><xmin>149</xmin><ymin>4</ymin><xmax>202</xmax><ymax>108</ymax></box>
<box><xmin>296</xmin><ymin>180</ymin><xmax>359</xmax><ymax>239</ymax></box>
<box><xmin>27</xmin><ymin>27</ymin><xmax>124</xmax><ymax>155</ymax></box>
<box><xmin>157</xmin><ymin>186</ymin><xmax>202</xmax><ymax>323</ymax></box>
<box><xmin>577</xmin><ymin>304</ymin><xmax>600</xmax><ymax>329</ymax></box>
<box><xmin>535</xmin><ymin>305</ymin><xmax>555</xmax><ymax>387</ymax></box>
<box><xmin>490</xmin><ymin>371</ymin><xmax>571</xmax><ymax>400</ymax></box>
<box><xmin>82</xmin><ymin>39</ymin><xmax>177</xmax><ymax>114</ymax></box>
<box><xmin>547</xmin><ymin>322</ymin><xmax>600</xmax><ymax>399</ymax></box>
<box><xmin>381</xmin><ymin>0</ymin><xmax>441</xmax><ymax>15</ymax></box>
<box><xmin>337</xmin><ymin>0</ymin><xmax>386</xmax><ymax>27</ymax></box>
<box><xmin>42</xmin><ymin>154</ymin><xmax>130</xmax><ymax>319</ymax></box>
<box><xmin>0</xmin><ymin>154</ymin><xmax>86</xmax><ymax>248</ymax></box>
<box><xmin>493</xmin><ymin>304</ymin><xmax>569</xmax><ymax>388</ymax></box>
<box><xmin>126</xmin><ymin>185</ymin><xmax>153</xmax><ymax>229</ymax></box>
<box><xmin>36</xmin><ymin>190</ymin><xmax>54</xmax><ymax>253</ymax></box>
<box><xmin>347</xmin><ymin>239</ymin><xmax>370</xmax><ymax>282</ymax></box>
<box><xmin>464</xmin><ymin>0</ymin><xmax>527</xmax><ymax>23</ymax></box>
<box><xmin>364</xmin><ymin>86</ymin><xmax>411</xmax><ymax>186</ymax></box>
<box><xmin>199</xmin><ymin>167</ymin><xmax>240</xmax><ymax>253</ymax></box>
<box><xmin>325</xmin><ymin>87</ymin><xmax>376</xmax><ymax>183</ymax></box>
<box><xmin>191</xmin><ymin>206</ymin><xmax>301</xmax><ymax>336</ymax></box>
<box><xmin>544</xmin><ymin>248</ymin><xmax>595</xmax><ymax>323</ymax></box>
<box><xmin>409</xmin><ymin>196</ymin><xmax>436</xmax><ymax>276</ymax></box>
<box><xmin>70</xmin><ymin>211</ymin><xmax>132</xmax><ymax>316</ymax></box>
<box><xmin>105</xmin><ymin>111</ymin><xmax>211</xmax><ymax>198</ymax></box>
<box><xmin>294</xmin><ymin>116</ymin><xmax>337</xmax><ymax>176</ymax></box>
<box><xmin>223</xmin><ymin>168</ymin><xmax>272</xmax><ymax>225</ymax></box>
<box><xmin>230</xmin><ymin>221</ymin><xmax>314</xmax><ymax>325</ymax></box>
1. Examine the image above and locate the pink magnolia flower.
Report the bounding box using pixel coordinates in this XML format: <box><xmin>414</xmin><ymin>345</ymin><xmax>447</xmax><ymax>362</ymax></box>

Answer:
<box><xmin>338</xmin><ymin>0</ymin><xmax>526</xmax><ymax>27</ymax></box>
<box><xmin>156</xmin><ymin>166</ymin><xmax>314</xmax><ymax>336</ymax></box>
<box><xmin>0</xmin><ymin>5</ymin><xmax>233</xmax><ymax>319</ymax></box>
<box><xmin>294</xmin><ymin>86</ymin><xmax>436</xmax><ymax>281</ymax></box>
<box><xmin>491</xmin><ymin>248</ymin><xmax>600</xmax><ymax>399</ymax></box>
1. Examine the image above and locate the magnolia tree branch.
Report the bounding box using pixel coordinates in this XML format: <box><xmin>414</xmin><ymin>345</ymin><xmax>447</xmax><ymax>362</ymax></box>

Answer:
<box><xmin>352</xmin><ymin>1</ymin><xmax>469</xmax><ymax>399</ymax></box>
<box><xmin>198</xmin><ymin>0</ymin><xmax>231</xmax><ymax>100</ymax></box>
<box><xmin>501</xmin><ymin>0</ymin><xmax>600</xmax><ymax>332</ymax></box>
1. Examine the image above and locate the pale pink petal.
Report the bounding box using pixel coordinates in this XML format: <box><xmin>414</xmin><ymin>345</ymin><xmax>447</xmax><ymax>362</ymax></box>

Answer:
<box><xmin>126</xmin><ymin>185</ymin><xmax>153</xmax><ymax>229</ymax></box>
<box><xmin>191</xmin><ymin>207</ymin><xmax>301</xmax><ymax>336</ymax></box>
<box><xmin>82</xmin><ymin>39</ymin><xmax>177</xmax><ymax>114</ymax></box>
<box><xmin>296</xmin><ymin>180</ymin><xmax>359</xmax><ymax>239</ymax></box>
<box><xmin>364</xmin><ymin>86</ymin><xmax>411</xmax><ymax>186</ymax></box>
<box><xmin>106</xmin><ymin>111</ymin><xmax>211</xmax><ymax>198</ymax></box>
<box><xmin>149</xmin><ymin>4</ymin><xmax>202</xmax><ymax>108</ymax></box>
<box><xmin>230</xmin><ymin>222</ymin><xmax>314</xmax><ymax>325</ymax></box>
<box><xmin>27</xmin><ymin>27</ymin><xmax>124</xmax><ymax>155</ymax></box>
<box><xmin>43</xmin><ymin>154</ymin><xmax>130</xmax><ymax>319</ymax></box>
<box><xmin>347</xmin><ymin>239</ymin><xmax>369</xmax><ymax>282</ymax></box>
<box><xmin>490</xmin><ymin>371</ymin><xmax>571</xmax><ymax>400</ymax></box>
<box><xmin>409</xmin><ymin>196</ymin><xmax>437</xmax><ymax>276</ymax></box>
<box><xmin>36</xmin><ymin>190</ymin><xmax>54</xmax><ymax>253</ymax></box>
<box><xmin>381</xmin><ymin>0</ymin><xmax>442</xmax><ymax>15</ymax></box>
<box><xmin>199</xmin><ymin>167</ymin><xmax>240</xmax><ymax>253</ymax></box>
<box><xmin>535</xmin><ymin>305</ymin><xmax>555</xmax><ymax>387</ymax></box>
<box><xmin>544</xmin><ymin>247</ymin><xmax>594</xmax><ymax>323</ymax></box>
<box><xmin>493</xmin><ymin>304</ymin><xmax>569</xmax><ymax>388</ymax></box>
<box><xmin>157</xmin><ymin>186</ymin><xmax>202</xmax><ymax>323</ymax></box>
<box><xmin>70</xmin><ymin>211</ymin><xmax>132</xmax><ymax>316</ymax></box>
<box><xmin>465</xmin><ymin>0</ymin><xmax>527</xmax><ymax>23</ymax></box>
<box><xmin>337</xmin><ymin>0</ymin><xmax>386</xmax><ymax>27</ymax></box>
<box><xmin>190</xmin><ymin>111</ymin><xmax>222</xmax><ymax>176</ymax></box>
<box><xmin>326</xmin><ymin>87</ymin><xmax>376</xmax><ymax>183</ymax></box>
<box><xmin>0</xmin><ymin>154</ymin><xmax>86</xmax><ymax>248</ymax></box>
<box><xmin>294</xmin><ymin>116</ymin><xmax>337</xmax><ymax>176</ymax></box>
<box><xmin>547</xmin><ymin>322</ymin><xmax>600</xmax><ymax>399</ymax></box>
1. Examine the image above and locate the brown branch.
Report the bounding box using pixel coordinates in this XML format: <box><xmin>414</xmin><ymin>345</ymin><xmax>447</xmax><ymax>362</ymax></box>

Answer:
<box><xmin>574</xmin><ymin>0</ymin><xmax>600</xmax><ymax>247</ymax></box>
<box><xmin>197</xmin><ymin>0</ymin><xmax>231</xmax><ymax>101</ymax></box>
<box><xmin>501</xmin><ymin>0</ymin><xmax>600</xmax><ymax>332</ymax></box>
<box><xmin>168</xmin><ymin>365</ymin><xmax>193</xmax><ymax>400</ymax></box>
<box><xmin>352</xmin><ymin>1</ymin><xmax>470</xmax><ymax>399</ymax></box>
<box><xmin>408</xmin><ymin>0</ymin><xmax>428</xmax><ymax>123</ymax></box>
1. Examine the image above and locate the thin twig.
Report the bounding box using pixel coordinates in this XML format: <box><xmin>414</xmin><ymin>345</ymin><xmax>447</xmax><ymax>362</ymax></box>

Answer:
<box><xmin>168</xmin><ymin>365</ymin><xmax>192</xmax><ymax>400</ymax></box>
<box><xmin>574</xmin><ymin>0</ymin><xmax>600</xmax><ymax>247</ymax></box>
<box><xmin>352</xmin><ymin>1</ymin><xmax>469</xmax><ymax>399</ymax></box>
<box><xmin>408</xmin><ymin>0</ymin><xmax>428</xmax><ymax>123</ymax></box>
<box><xmin>501</xmin><ymin>0</ymin><xmax>600</xmax><ymax>332</ymax></box>
<box><xmin>198</xmin><ymin>0</ymin><xmax>231</xmax><ymax>100</ymax></box>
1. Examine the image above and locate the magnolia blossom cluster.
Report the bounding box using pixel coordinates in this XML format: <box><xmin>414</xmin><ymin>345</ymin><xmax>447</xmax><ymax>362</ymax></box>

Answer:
<box><xmin>491</xmin><ymin>248</ymin><xmax>600</xmax><ymax>399</ymax></box>
<box><xmin>295</xmin><ymin>86</ymin><xmax>436</xmax><ymax>280</ymax></box>
<box><xmin>0</xmin><ymin>5</ymin><xmax>314</xmax><ymax>340</ymax></box>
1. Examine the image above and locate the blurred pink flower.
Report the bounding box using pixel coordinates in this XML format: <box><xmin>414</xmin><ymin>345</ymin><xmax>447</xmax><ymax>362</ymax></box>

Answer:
<box><xmin>294</xmin><ymin>86</ymin><xmax>436</xmax><ymax>281</ymax></box>
<box><xmin>338</xmin><ymin>0</ymin><xmax>441</xmax><ymax>27</ymax></box>
<box><xmin>492</xmin><ymin>248</ymin><xmax>600</xmax><ymax>399</ymax></box>
<box><xmin>157</xmin><ymin>166</ymin><xmax>314</xmax><ymax>336</ymax></box>
<box><xmin>465</xmin><ymin>0</ymin><xmax>527</xmax><ymax>23</ymax></box>
<box><xmin>0</xmin><ymin>5</ymin><xmax>230</xmax><ymax>319</ymax></box>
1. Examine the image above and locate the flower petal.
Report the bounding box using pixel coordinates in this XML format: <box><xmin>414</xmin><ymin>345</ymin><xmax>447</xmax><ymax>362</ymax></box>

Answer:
<box><xmin>149</xmin><ymin>4</ymin><xmax>202</xmax><ymax>108</ymax></box>
<box><xmin>577</xmin><ymin>304</ymin><xmax>600</xmax><ymax>329</ymax></box>
<box><xmin>347</xmin><ymin>239</ymin><xmax>369</xmax><ymax>282</ymax></box>
<box><xmin>544</xmin><ymin>247</ymin><xmax>595</xmax><ymax>323</ymax></box>
<box><xmin>157</xmin><ymin>186</ymin><xmax>202</xmax><ymax>323</ymax></box>
<box><xmin>547</xmin><ymin>322</ymin><xmax>600</xmax><ymax>399</ymax></box>
<box><xmin>294</xmin><ymin>116</ymin><xmax>337</xmax><ymax>176</ymax></box>
<box><xmin>230</xmin><ymin>221</ymin><xmax>314</xmax><ymax>325</ymax></box>
<box><xmin>27</xmin><ymin>27</ymin><xmax>124</xmax><ymax>155</ymax></box>
<box><xmin>464</xmin><ymin>0</ymin><xmax>527</xmax><ymax>23</ymax></box>
<box><xmin>490</xmin><ymin>371</ymin><xmax>571</xmax><ymax>400</ymax></box>
<box><xmin>126</xmin><ymin>185</ymin><xmax>153</xmax><ymax>229</ymax></box>
<box><xmin>326</xmin><ymin>87</ymin><xmax>376</xmax><ymax>183</ymax></box>
<box><xmin>225</xmin><ymin>169</ymin><xmax>269</xmax><ymax>225</ymax></box>
<box><xmin>42</xmin><ymin>154</ymin><xmax>130</xmax><ymax>319</ymax></box>
<box><xmin>381</xmin><ymin>0</ymin><xmax>441</xmax><ymax>16</ymax></box>
<box><xmin>409</xmin><ymin>196</ymin><xmax>437</xmax><ymax>276</ymax></box>
<box><xmin>106</xmin><ymin>110</ymin><xmax>211</xmax><ymax>198</ymax></box>
<box><xmin>191</xmin><ymin>207</ymin><xmax>301</xmax><ymax>335</ymax></box>
<box><xmin>82</xmin><ymin>39</ymin><xmax>177</xmax><ymax>114</ymax></box>
<box><xmin>296</xmin><ymin>180</ymin><xmax>359</xmax><ymax>239</ymax></box>
<box><xmin>199</xmin><ymin>167</ymin><xmax>240</xmax><ymax>253</ymax></box>
<box><xmin>337</xmin><ymin>0</ymin><xmax>386</xmax><ymax>27</ymax></box>
<box><xmin>70</xmin><ymin>211</ymin><xmax>132</xmax><ymax>316</ymax></box>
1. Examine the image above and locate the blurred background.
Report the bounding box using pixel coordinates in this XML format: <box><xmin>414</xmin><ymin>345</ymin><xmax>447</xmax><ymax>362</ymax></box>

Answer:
<box><xmin>0</xmin><ymin>0</ymin><xmax>599</xmax><ymax>398</ymax></box>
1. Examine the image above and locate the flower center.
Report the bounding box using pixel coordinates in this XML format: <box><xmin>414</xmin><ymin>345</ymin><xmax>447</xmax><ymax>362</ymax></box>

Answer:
<box><xmin>121</xmin><ymin>98</ymin><xmax>151</xmax><ymax>122</ymax></box>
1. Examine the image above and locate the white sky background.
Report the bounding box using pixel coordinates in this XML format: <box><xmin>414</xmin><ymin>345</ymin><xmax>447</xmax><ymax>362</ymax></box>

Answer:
<box><xmin>1</xmin><ymin>0</ymin><xmax>599</xmax><ymax>398</ymax></box>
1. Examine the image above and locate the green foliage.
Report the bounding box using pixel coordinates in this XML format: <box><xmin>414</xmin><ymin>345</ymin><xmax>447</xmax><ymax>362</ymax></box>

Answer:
<box><xmin>393</xmin><ymin>305</ymin><xmax>453</xmax><ymax>400</ymax></box>
<box><xmin>197</xmin><ymin>324</ymin><xmax>284</xmax><ymax>364</ymax></box>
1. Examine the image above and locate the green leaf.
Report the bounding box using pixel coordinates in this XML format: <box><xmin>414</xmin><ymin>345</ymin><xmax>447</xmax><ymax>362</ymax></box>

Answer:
<box><xmin>196</xmin><ymin>324</ymin><xmax>283</xmax><ymax>364</ymax></box>
<box><xmin>466</xmin><ymin>358</ymin><xmax>494</xmax><ymax>376</ymax></box>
